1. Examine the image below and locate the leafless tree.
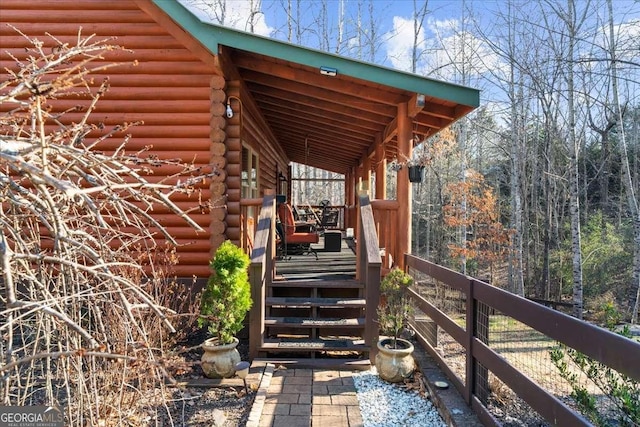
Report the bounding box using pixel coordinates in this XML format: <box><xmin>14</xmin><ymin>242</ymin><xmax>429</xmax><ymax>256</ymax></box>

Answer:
<box><xmin>605</xmin><ymin>0</ymin><xmax>640</xmax><ymax>323</ymax></box>
<box><xmin>1</xmin><ymin>31</ymin><xmax>207</xmax><ymax>424</ymax></box>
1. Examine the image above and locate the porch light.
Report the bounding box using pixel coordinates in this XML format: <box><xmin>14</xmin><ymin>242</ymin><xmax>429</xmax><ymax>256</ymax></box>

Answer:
<box><xmin>225</xmin><ymin>101</ymin><xmax>234</xmax><ymax>118</ymax></box>
<box><xmin>320</xmin><ymin>66</ymin><xmax>338</xmax><ymax>77</ymax></box>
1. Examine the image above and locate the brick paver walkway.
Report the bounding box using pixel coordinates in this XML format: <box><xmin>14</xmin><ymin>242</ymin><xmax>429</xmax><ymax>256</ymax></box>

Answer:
<box><xmin>250</xmin><ymin>364</ymin><xmax>363</xmax><ymax>427</ymax></box>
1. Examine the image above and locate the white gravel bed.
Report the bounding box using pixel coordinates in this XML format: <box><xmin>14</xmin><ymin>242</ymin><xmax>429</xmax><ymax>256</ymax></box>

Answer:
<box><xmin>353</xmin><ymin>367</ymin><xmax>446</xmax><ymax>427</ymax></box>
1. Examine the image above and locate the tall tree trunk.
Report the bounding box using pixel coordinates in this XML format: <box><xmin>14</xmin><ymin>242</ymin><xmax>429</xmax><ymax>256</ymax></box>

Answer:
<box><xmin>607</xmin><ymin>0</ymin><xmax>640</xmax><ymax>323</ymax></box>
<box><xmin>508</xmin><ymin>2</ymin><xmax>525</xmax><ymax>296</ymax></box>
<box><xmin>566</xmin><ymin>0</ymin><xmax>584</xmax><ymax>319</ymax></box>
<box><xmin>543</xmin><ymin>127</ymin><xmax>552</xmax><ymax>300</ymax></box>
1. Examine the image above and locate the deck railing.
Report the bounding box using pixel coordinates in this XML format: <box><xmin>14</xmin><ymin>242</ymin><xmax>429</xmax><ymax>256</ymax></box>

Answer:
<box><xmin>248</xmin><ymin>195</ymin><xmax>276</xmax><ymax>360</ymax></box>
<box><xmin>370</xmin><ymin>199</ymin><xmax>398</xmax><ymax>273</ymax></box>
<box><xmin>405</xmin><ymin>254</ymin><xmax>640</xmax><ymax>426</ymax></box>
<box><xmin>358</xmin><ymin>195</ymin><xmax>382</xmax><ymax>363</ymax></box>
<box><xmin>240</xmin><ymin>198</ymin><xmax>263</xmax><ymax>255</ymax></box>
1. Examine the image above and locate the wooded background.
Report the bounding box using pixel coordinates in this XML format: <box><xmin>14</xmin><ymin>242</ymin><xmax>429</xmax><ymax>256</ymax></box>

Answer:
<box><xmin>187</xmin><ymin>0</ymin><xmax>640</xmax><ymax>323</ymax></box>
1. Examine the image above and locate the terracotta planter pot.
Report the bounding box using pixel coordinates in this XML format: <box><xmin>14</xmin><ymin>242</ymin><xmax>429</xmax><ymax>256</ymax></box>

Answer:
<box><xmin>201</xmin><ymin>337</ymin><xmax>241</xmax><ymax>379</ymax></box>
<box><xmin>375</xmin><ymin>337</ymin><xmax>416</xmax><ymax>383</ymax></box>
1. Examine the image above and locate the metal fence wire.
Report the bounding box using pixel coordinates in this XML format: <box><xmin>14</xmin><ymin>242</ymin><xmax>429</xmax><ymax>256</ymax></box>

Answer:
<box><xmin>405</xmin><ymin>255</ymin><xmax>640</xmax><ymax>427</ymax></box>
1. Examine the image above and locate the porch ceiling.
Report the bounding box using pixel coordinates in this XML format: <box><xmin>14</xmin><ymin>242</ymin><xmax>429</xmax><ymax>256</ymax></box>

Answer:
<box><xmin>150</xmin><ymin>0</ymin><xmax>480</xmax><ymax>175</ymax></box>
<box><xmin>227</xmin><ymin>48</ymin><xmax>474</xmax><ymax>175</ymax></box>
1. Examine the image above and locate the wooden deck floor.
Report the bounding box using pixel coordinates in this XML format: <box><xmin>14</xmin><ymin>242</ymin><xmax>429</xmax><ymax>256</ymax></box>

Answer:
<box><xmin>275</xmin><ymin>234</ymin><xmax>356</xmax><ymax>281</ymax></box>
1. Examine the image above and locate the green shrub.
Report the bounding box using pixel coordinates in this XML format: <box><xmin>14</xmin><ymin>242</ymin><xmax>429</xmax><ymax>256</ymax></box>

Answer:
<box><xmin>550</xmin><ymin>312</ymin><xmax>639</xmax><ymax>426</ymax></box>
<box><xmin>378</xmin><ymin>268</ymin><xmax>414</xmax><ymax>348</ymax></box>
<box><xmin>198</xmin><ymin>241</ymin><xmax>252</xmax><ymax>344</ymax></box>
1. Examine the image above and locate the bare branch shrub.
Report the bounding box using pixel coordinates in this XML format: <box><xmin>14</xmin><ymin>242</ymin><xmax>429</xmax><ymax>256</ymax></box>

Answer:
<box><xmin>1</xmin><ymin>29</ymin><xmax>211</xmax><ymax>424</ymax></box>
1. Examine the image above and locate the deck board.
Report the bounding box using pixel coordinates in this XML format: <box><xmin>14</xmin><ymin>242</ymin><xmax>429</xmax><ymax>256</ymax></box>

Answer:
<box><xmin>265</xmin><ymin>317</ymin><xmax>364</xmax><ymax>328</ymax></box>
<box><xmin>275</xmin><ymin>234</ymin><xmax>356</xmax><ymax>281</ymax></box>
<box><xmin>266</xmin><ymin>297</ymin><xmax>366</xmax><ymax>307</ymax></box>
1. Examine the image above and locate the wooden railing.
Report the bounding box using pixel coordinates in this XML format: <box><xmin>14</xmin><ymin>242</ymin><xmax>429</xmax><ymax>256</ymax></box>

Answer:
<box><xmin>248</xmin><ymin>195</ymin><xmax>276</xmax><ymax>360</ymax></box>
<box><xmin>303</xmin><ymin>204</ymin><xmax>346</xmax><ymax>230</ymax></box>
<box><xmin>405</xmin><ymin>254</ymin><xmax>640</xmax><ymax>426</ymax></box>
<box><xmin>370</xmin><ymin>199</ymin><xmax>398</xmax><ymax>273</ymax></box>
<box><xmin>240</xmin><ymin>198</ymin><xmax>263</xmax><ymax>255</ymax></box>
<box><xmin>358</xmin><ymin>195</ymin><xmax>382</xmax><ymax>363</ymax></box>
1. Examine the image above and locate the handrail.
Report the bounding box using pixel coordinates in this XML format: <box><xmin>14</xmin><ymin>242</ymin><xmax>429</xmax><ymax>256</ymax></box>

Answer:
<box><xmin>405</xmin><ymin>253</ymin><xmax>640</xmax><ymax>426</ymax></box>
<box><xmin>240</xmin><ymin>198</ymin><xmax>264</xmax><ymax>254</ymax></box>
<box><xmin>370</xmin><ymin>199</ymin><xmax>399</xmax><ymax>272</ymax></box>
<box><xmin>358</xmin><ymin>194</ymin><xmax>382</xmax><ymax>363</ymax></box>
<box><xmin>248</xmin><ymin>195</ymin><xmax>275</xmax><ymax>360</ymax></box>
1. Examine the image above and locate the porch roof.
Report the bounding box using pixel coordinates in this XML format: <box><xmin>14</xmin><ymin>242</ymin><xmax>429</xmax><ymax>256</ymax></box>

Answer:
<box><xmin>152</xmin><ymin>0</ymin><xmax>480</xmax><ymax>174</ymax></box>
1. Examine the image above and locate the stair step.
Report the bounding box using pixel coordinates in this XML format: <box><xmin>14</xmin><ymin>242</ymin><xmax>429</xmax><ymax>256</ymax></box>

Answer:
<box><xmin>270</xmin><ymin>279</ymin><xmax>363</xmax><ymax>289</ymax></box>
<box><xmin>265</xmin><ymin>317</ymin><xmax>365</xmax><ymax>328</ymax></box>
<box><xmin>261</xmin><ymin>338</ymin><xmax>368</xmax><ymax>352</ymax></box>
<box><xmin>266</xmin><ymin>297</ymin><xmax>365</xmax><ymax>308</ymax></box>
<box><xmin>252</xmin><ymin>358</ymin><xmax>371</xmax><ymax>371</ymax></box>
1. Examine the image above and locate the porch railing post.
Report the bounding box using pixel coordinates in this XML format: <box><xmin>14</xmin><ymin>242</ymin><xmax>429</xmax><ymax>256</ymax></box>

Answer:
<box><xmin>249</xmin><ymin>259</ymin><xmax>263</xmax><ymax>361</ymax></box>
<box><xmin>248</xmin><ymin>194</ymin><xmax>275</xmax><ymax>361</ymax></box>
<box><xmin>359</xmin><ymin>194</ymin><xmax>382</xmax><ymax>364</ymax></box>
<box><xmin>466</xmin><ymin>278</ymin><xmax>489</xmax><ymax>405</ymax></box>
<box><xmin>465</xmin><ymin>277</ymin><xmax>474</xmax><ymax>405</ymax></box>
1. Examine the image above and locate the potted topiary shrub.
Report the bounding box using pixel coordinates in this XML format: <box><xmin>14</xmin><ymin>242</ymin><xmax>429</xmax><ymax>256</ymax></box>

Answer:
<box><xmin>198</xmin><ymin>240</ymin><xmax>252</xmax><ymax>378</ymax></box>
<box><xmin>375</xmin><ymin>267</ymin><xmax>416</xmax><ymax>383</ymax></box>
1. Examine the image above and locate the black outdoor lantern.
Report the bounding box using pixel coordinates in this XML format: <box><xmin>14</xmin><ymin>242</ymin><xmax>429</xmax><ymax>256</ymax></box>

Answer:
<box><xmin>408</xmin><ymin>165</ymin><xmax>424</xmax><ymax>183</ymax></box>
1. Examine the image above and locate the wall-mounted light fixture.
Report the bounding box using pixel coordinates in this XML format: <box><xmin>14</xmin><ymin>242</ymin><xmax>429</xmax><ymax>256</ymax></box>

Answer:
<box><xmin>278</xmin><ymin>172</ymin><xmax>287</xmax><ymax>181</ymax></box>
<box><xmin>320</xmin><ymin>66</ymin><xmax>338</xmax><ymax>77</ymax></box>
<box><xmin>225</xmin><ymin>101</ymin><xmax>234</xmax><ymax>118</ymax></box>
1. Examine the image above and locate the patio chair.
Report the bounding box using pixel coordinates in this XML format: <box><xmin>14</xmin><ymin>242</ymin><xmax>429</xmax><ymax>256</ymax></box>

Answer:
<box><xmin>277</xmin><ymin>202</ymin><xmax>319</xmax><ymax>259</ymax></box>
<box><xmin>318</xmin><ymin>199</ymin><xmax>339</xmax><ymax>229</ymax></box>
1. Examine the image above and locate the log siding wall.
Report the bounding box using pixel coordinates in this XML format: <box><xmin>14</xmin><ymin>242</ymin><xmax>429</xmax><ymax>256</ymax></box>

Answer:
<box><xmin>0</xmin><ymin>0</ymin><xmax>219</xmax><ymax>278</ymax></box>
<box><xmin>224</xmin><ymin>80</ymin><xmax>290</xmax><ymax>245</ymax></box>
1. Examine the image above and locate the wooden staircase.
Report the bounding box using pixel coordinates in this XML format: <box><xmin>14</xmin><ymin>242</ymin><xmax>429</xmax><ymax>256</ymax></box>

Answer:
<box><xmin>248</xmin><ymin>194</ymin><xmax>382</xmax><ymax>370</ymax></box>
<box><xmin>257</xmin><ymin>278</ymin><xmax>371</xmax><ymax>368</ymax></box>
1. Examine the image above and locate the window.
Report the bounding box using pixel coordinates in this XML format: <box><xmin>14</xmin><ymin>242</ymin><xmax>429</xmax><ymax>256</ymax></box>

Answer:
<box><xmin>241</xmin><ymin>144</ymin><xmax>259</xmax><ymax>199</ymax></box>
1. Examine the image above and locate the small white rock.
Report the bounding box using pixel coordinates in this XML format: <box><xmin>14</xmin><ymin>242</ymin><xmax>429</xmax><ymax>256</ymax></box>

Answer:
<box><xmin>212</xmin><ymin>409</ymin><xmax>226</xmax><ymax>427</ymax></box>
<box><xmin>353</xmin><ymin>368</ymin><xmax>446</xmax><ymax>427</ymax></box>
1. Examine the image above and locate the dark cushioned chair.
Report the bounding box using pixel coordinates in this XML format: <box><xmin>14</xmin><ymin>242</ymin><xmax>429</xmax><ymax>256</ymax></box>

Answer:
<box><xmin>277</xmin><ymin>203</ymin><xmax>319</xmax><ymax>259</ymax></box>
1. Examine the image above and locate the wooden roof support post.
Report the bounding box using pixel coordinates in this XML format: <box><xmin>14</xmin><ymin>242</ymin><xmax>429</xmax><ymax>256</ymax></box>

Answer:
<box><xmin>345</xmin><ymin>167</ymin><xmax>354</xmax><ymax>230</ymax></box>
<box><xmin>397</xmin><ymin>102</ymin><xmax>412</xmax><ymax>270</ymax></box>
<box><xmin>374</xmin><ymin>133</ymin><xmax>386</xmax><ymax>200</ymax></box>
<box><xmin>362</xmin><ymin>156</ymin><xmax>372</xmax><ymax>197</ymax></box>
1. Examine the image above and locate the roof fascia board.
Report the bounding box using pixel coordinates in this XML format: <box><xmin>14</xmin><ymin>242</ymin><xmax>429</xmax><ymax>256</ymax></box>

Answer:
<box><xmin>153</xmin><ymin>0</ymin><xmax>479</xmax><ymax>108</ymax></box>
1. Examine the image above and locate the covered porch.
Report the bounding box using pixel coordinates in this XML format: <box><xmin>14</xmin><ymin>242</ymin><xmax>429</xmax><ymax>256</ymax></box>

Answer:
<box><xmin>156</xmin><ymin>0</ymin><xmax>479</xmax><ymax>367</ymax></box>
<box><xmin>215</xmin><ymin>27</ymin><xmax>480</xmax><ymax>272</ymax></box>
<box><xmin>226</xmin><ymin>41</ymin><xmax>480</xmax><ymax>270</ymax></box>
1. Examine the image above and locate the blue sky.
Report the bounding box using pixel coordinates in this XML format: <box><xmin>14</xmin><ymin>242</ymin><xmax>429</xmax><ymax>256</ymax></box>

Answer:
<box><xmin>180</xmin><ymin>0</ymin><xmax>517</xmax><ymax>75</ymax></box>
<box><xmin>179</xmin><ymin>0</ymin><xmax>640</xmax><ymax>116</ymax></box>
<box><xmin>179</xmin><ymin>0</ymin><xmax>639</xmax><ymax>75</ymax></box>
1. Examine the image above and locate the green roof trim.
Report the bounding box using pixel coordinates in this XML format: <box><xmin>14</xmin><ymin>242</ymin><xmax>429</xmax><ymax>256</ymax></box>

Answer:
<box><xmin>154</xmin><ymin>0</ymin><xmax>480</xmax><ymax>108</ymax></box>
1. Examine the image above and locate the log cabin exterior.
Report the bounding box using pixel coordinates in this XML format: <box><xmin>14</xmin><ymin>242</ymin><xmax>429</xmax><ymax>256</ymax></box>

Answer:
<box><xmin>0</xmin><ymin>0</ymin><xmax>479</xmax><ymax>279</ymax></box>
<box><xmin>4</xmin><ymin>9</ymin><xmax>639</xmax><ymax>420</ymax></box>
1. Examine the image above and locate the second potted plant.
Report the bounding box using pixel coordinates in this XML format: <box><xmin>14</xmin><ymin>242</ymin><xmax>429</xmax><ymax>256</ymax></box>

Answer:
<box><xmin>375</xmin><ymin>267</ymin><xmax>416</xmax><ymax>383</ymax></box>
<box><xmin>198</xmin><ymin>240</ymin><xmax>252</xmax><ymax>378</ymax></box>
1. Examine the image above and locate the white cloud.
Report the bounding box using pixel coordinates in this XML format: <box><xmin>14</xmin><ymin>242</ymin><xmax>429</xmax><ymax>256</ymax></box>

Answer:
<box><xmin>383</xmin><ymin>14</ymin><xmax>505</xmax><ymax>82</ymax></box>
<box><xmin>178</xmin><ymin>0</ymin><xmax>274</xmax><ymax>36</ymax></box>
<box><xmin>427</xmin><ymin>17</ymin><xmax>459</xmax><ymax>35</ymax></box>
<box><xmin>609</xmin><ymin>18</ymin><xmax>640</xmax><ymax>62</ymax></box>
<box><xmin>384</xmin><ymin>16</ymin><xmax>426</xmax><ymax>73</ymax></box>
